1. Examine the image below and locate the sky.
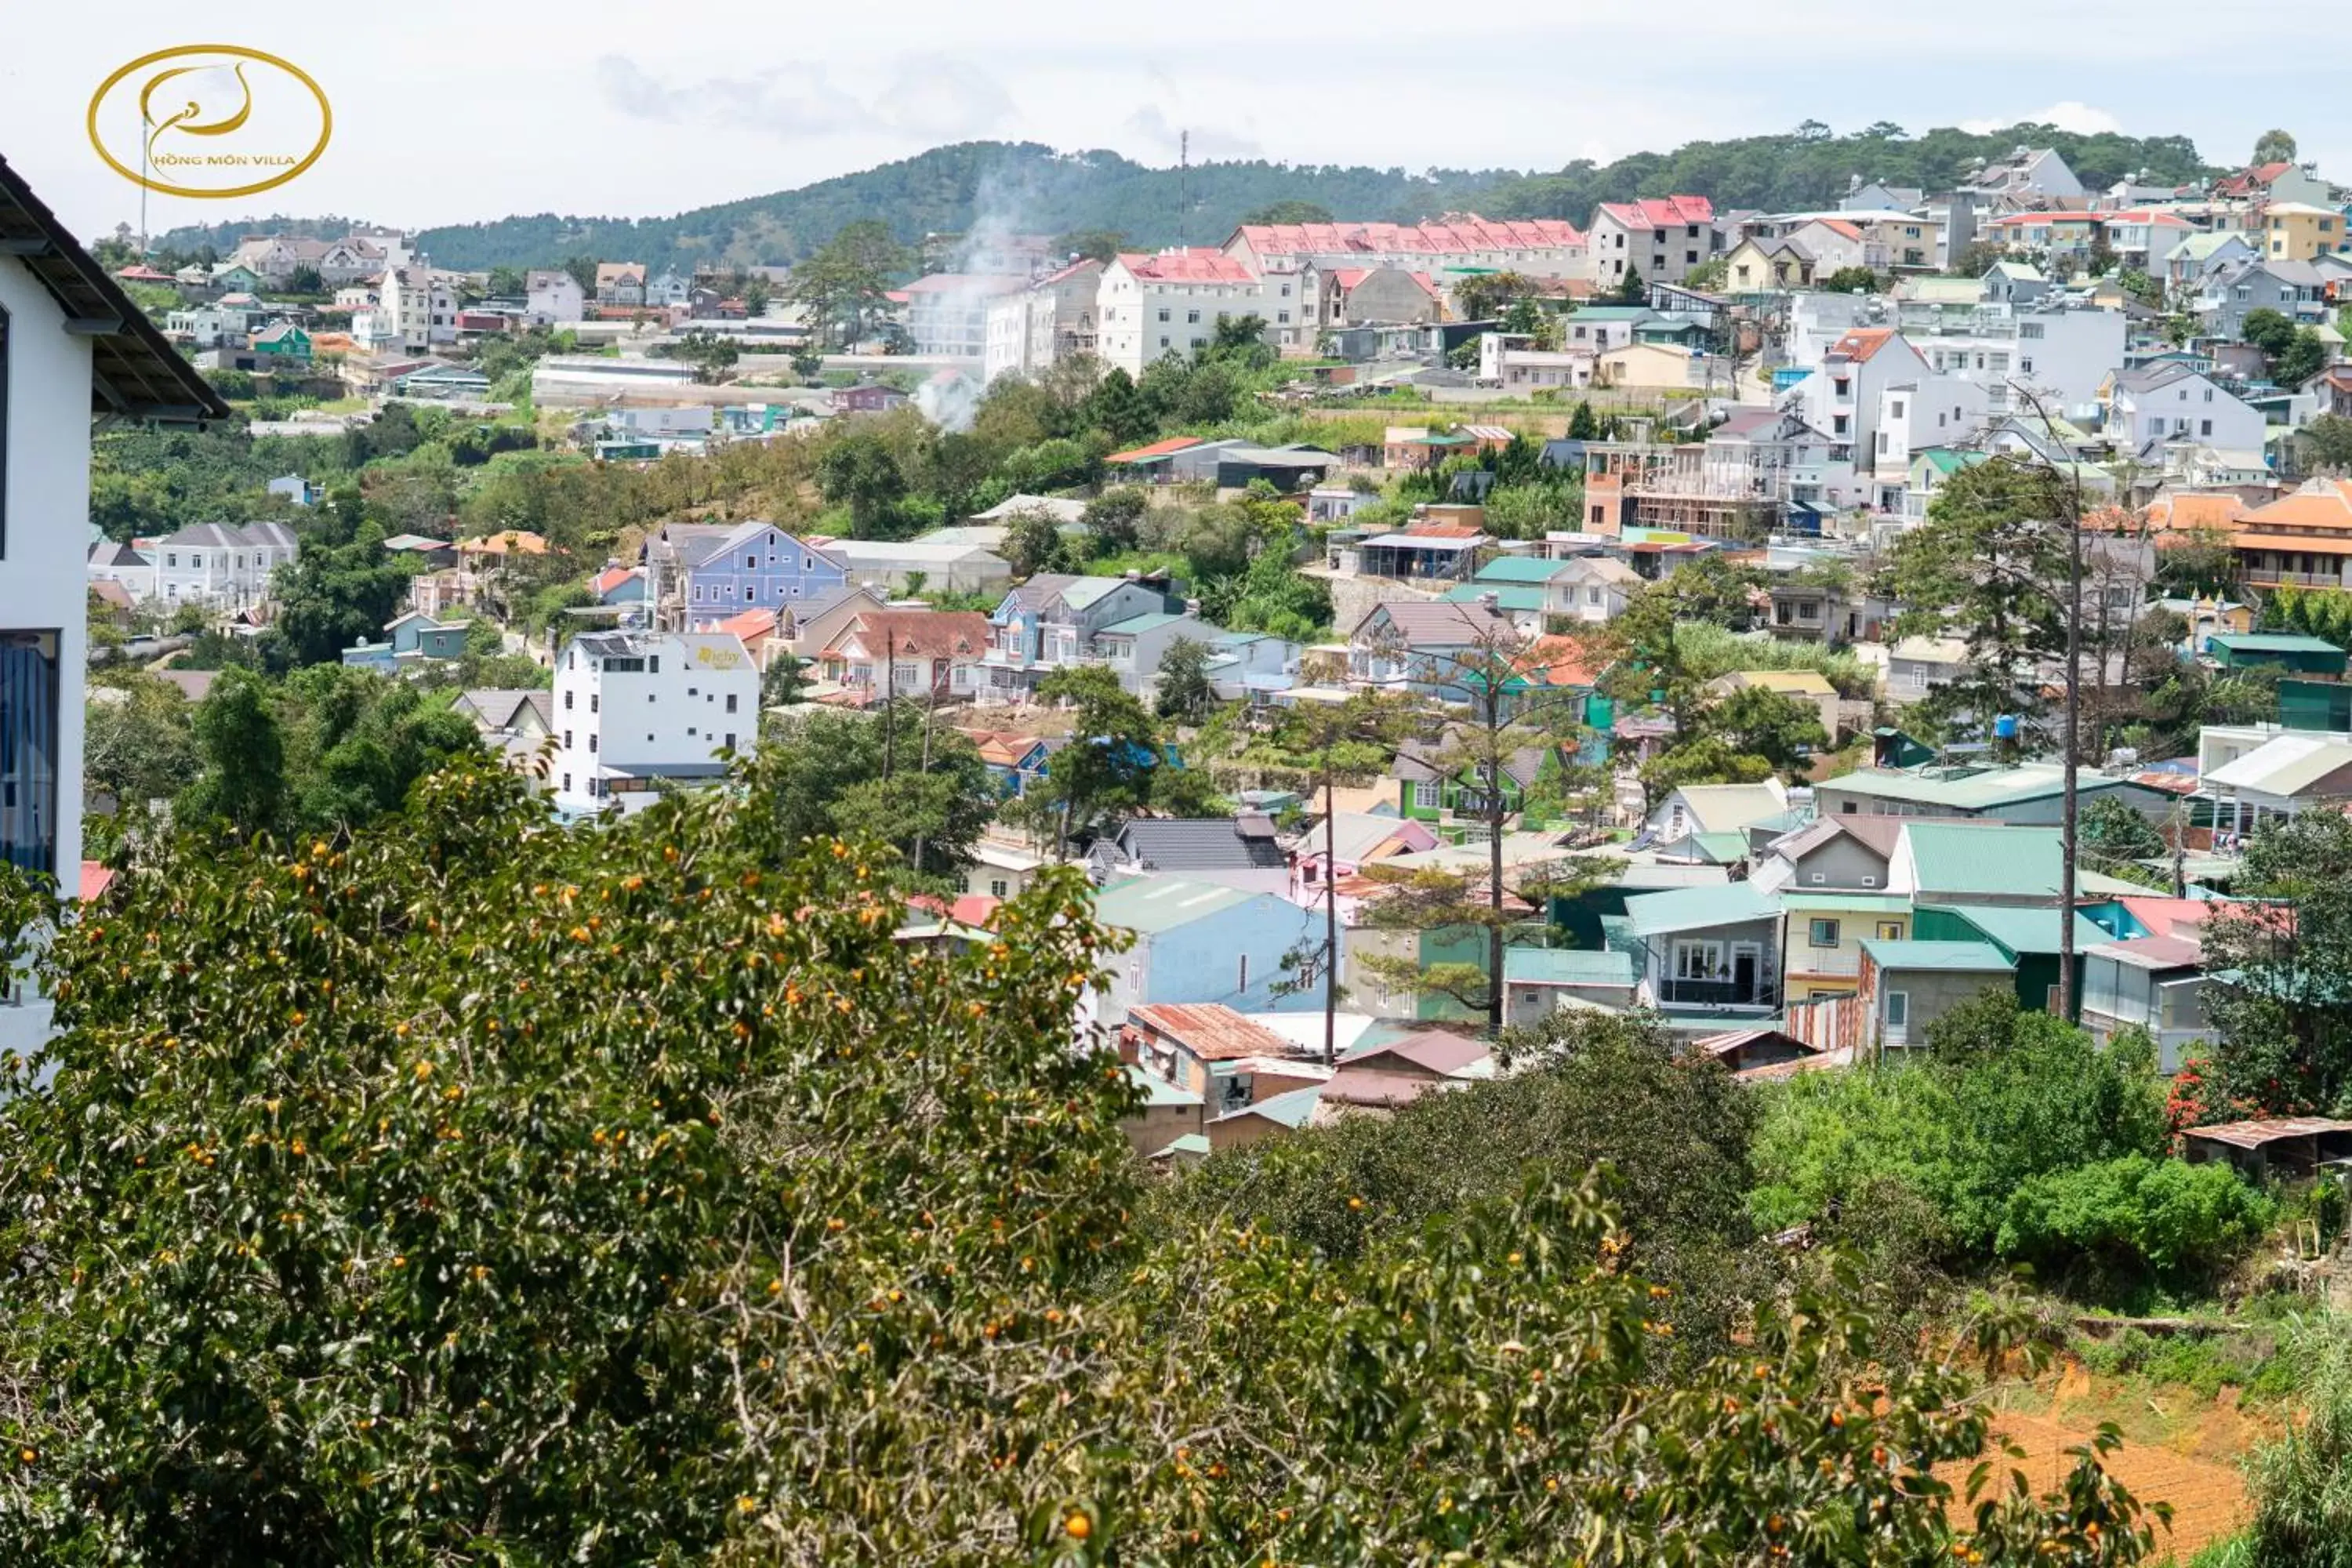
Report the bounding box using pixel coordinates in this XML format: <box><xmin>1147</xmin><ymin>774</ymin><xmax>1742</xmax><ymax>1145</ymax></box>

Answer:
<box><xmin>2</xmin><ymin>0</ymin><xmax>2340</xmax><ymax>242</ymax></box>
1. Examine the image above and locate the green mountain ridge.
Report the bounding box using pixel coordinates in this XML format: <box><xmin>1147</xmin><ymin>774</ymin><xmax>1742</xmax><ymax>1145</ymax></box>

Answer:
<box><xmin>154</xmin><ymin>125</ymin><xmax>2218</xmax><ymax>274</ymax></box>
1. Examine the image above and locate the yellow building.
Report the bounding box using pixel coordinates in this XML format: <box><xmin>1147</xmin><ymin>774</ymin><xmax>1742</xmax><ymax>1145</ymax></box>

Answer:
<box><xmin>1780</xmin><ymin>893</ymin><xmax>1911</xmax><ymax>1004</ymax></box>
<box><xmin>2264</xmin><ymin>202</ymin><xmax>2346</xmax><ymax>261</ymax></box>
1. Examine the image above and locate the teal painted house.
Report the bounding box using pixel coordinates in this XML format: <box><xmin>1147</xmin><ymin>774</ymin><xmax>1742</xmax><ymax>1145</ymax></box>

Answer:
<box><xmin>1908</xmin><ymin>902</ymin><xmax>2113</xmax><ymax>1019</ymax></box>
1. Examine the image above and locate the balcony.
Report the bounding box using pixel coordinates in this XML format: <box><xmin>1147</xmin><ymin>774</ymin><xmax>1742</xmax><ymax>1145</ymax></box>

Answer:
<box><xmin>1656</xmin><ymin>976</ymin><xmax>1782</xmax><ymax>1012</ymax></box>
<box><xmin>2241</xmin><ymin>566</ymin><xmax>2347</xmax><ymax>589</ymax></box>
<box><xmin>1788</xmin><ymin>947</ymin><xmax>1864</xmax><ymax>978</ymax></box>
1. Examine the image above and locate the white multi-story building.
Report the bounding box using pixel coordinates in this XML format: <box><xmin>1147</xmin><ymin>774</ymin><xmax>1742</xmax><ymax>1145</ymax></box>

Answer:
<box><xmin>1098</xmin><ymin>250</ymin><xmax>1266</xmax><ymax>377</ymax></box>
<box><xmin>981</xmin><ymin>259</ymin><xmax>1105</xmax><ymax>383</ymax></box>
<box><xmin>1222</xmin><ymin>216</ymin><xmax>1585</xmax><ymax>348</ymax></box>
<box><xmin>0</xmin><ymin>156</ymin><xmax>226</xmax><ymax>1052</ymax></box>
<box><xmin>147</xmin><ymin>521</ymin><xmax>299</xmax><ymax>608</ymax></box>
<box><xmin>379</xmin><ymin>265</ymin><xmax>457</xmax><ymax>351</ymax></box>
<box><xmin>524</xmin><ymin>269</ymin><xmax>584</xmax><ymax>326</ymax></box>
<box><xmin>901</xmin><ymin>273</ymin><xmax>1029</xmax><ymax>364</ymax></box>
<box><xmin>549</xmin><ymin>630</ymin><xmax>759</xmax><ymax>817</ymax></box>
<box><xmin>2103</xmin><ymin>364</ymin><xmax>2267</xmax><ymax>461</ymax></box>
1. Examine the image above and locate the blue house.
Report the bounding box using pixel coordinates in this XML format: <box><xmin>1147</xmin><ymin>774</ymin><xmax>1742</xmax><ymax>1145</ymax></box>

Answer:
<box><xmin>385</xmin><ymin>611</ymin><xmax>473</xmax><ymax>662</ymax></box>
<box><xmin>649</xmin><ymin>520</ymin><xmax>850</xmax><ymax>628</ymax></box>
<box><xmin>1090</xmin><ymin>874</ymin><xmax>1323</xmax><ymax>1024</ymax></box>
<box><xmin>982</xmin><ymin>573</ymin><xmax>1179</xmax><ymax>703</ymax></box>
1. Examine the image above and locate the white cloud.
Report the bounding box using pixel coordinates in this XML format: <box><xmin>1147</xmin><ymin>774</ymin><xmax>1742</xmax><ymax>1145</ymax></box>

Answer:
<box><xmin>1958</xmin><ymin>101</ymin><xmax>2123</xmax><ymax>136</ymax></box>
<box><xmin>873</xmin><ymin>56</ymin><xmax>1016</xmax><ymax>140</ymax></box>
<box><xmin>596</xmin><ymin>56</ymin><xmax>887</xmax><ymax>140</ymax></box>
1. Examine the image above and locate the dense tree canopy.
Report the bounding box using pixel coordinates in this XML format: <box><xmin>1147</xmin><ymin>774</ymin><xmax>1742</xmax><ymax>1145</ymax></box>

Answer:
<box><xmin>0</xmin><ymin>787</ymin><xmax>2171</xmax><ymax>1562</ymax></box>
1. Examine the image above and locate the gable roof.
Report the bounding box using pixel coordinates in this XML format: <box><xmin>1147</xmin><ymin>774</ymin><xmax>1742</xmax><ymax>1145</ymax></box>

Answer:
<box><xmin>1829</xmin><ymin>326</ymin><xmax>1905</xmax><ymax>363</ymax></box>
<box><xmin>1112</xmin><ymin>817</ymin><xmax>1286</xmax><ymax>872</ymax></box>
<box><xmin>1929</xmin><ymin>902</ymin><xmax>2116</xmax><ymax>956</ymax></box>
<box><xmin>1233</xmin><ymin>216</ymin><xmax>1584</xmax><ymax>257</ymax></box>
<box><xmin>1664</xmin><ymin>779</ymin><xmax>1790</xmax><ymax>833</ymax></box>
<box><xmin>1900</xmin><ymin>822</ymin><xmax>2084</xmax><ymax>897</ymax></box>
<box><xmin>1128</xmin><ymin>1002</ymin><xmax>1302</xmax><ymax>1062</ymax></box>
<box><xmin>826</xmin><ymin>609</ymin><xmax>992</xmax><ymax>662</ymax></box>
<box><xmin>0</xmin><ymin>155</ymin><xmax>227</xmax><ymax>423</ymax></box>
<box><xmin>1353</xmin><ymin>599</ymin><xmax>1513</xmax><ymax>647</ymax></box>
<box><xmin>1117</xmin><ymin>248</ymin><xmax>1257</xmax><ymax>284</ymax></box>
<box><xmin>1596</xmin><ymin>196</ymin><xmax>1715</xmax><ymax>230</ymax></box>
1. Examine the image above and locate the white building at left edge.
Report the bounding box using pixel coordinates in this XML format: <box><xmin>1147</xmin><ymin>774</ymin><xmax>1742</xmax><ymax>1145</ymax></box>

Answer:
<box><xmin>549</xmin><ymin>630</ymin><xmax>759</xmax><ymax>818</ymax></box>
<box><xmin>0</xmin><ymin>153</ymin><xmax>228</xmax><ymax>1053</ymax></box>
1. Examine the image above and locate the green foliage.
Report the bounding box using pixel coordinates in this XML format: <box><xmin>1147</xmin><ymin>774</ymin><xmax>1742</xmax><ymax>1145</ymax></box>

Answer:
<box><xmin>165</xmin><ymin>125</ymin><xmax>2212</xmax><ymax>275</ymax></box>
<box><xmin>82</xmin><ymin>672</ymin><xmax>202</xmax><ymax>826</ymax></box>
<box><xmin>1887</xmin><ymin>456</ymin><xmax>2074</xmax><ymax>749</ymax></box>
<box><xmin>2082</xmin><ymin>794</ymin><xmax>2166</xmax><ymax>862</ymax></box>
<box><xmin>2205</xmin><ymin>811</ymin><xmax>2352</xmax><ymax>1112</ymax></box>
<box><xmin>782</xmin><ymin>220</ymin><xmax>909</xmax><ymax>349</ymax></box>
<box><xmin>1078</xmin><ymin>487</ymin><xmax>1148</xmax><ymax>555</ymax></box>
<box><xmin>2244</xmin><ymin>1316</ymin><xmax>2352</xmax><ymax>1567</ymax></box>
<box><xmin>651</xmin><ymin>328</ymin><xmax>741</xmax><ymax>383</ymax></box>
<box><xmin>1236</xmin><ymin>200</ymin><xmax>1334</xmax><ymax>226</ymax></box>
<box><xmin>757</xmin><ymin>702</ymin><xmax>996</xmax><ymax>885</ymax></box>
<box><xmin>1704</xmin><ymin>684</ymin><xmax>1830</xmax><ymax>780</ymax></box>
<box><xmin>2242</xmin><ymin>307</ymin><xmax>2296</xmax><ymax>358</ymax></box>
<box><xmin>1996</xmin><ymin>1155</ymin><xmax>2274</xmax><ymax>1291</ymax></box>
<box><xmin>173</xmin><ymin>666</ymin><xmax>485</xmax><ymax>841</ymax></box>
<box><xmin>2299</xmin><ymin>414</ymin><xmax>2352</xmax><ymax>474</ymax></box>
<box><xmin>1167</xmin><ymin>1011</ymin><xmax>1760</xmax><ymax>1354</ymax></box>
<box><xmin>1749</xmin><ymin>995</ymin><xmax>2170</xmax><ymax>1261</ymax></box>
<box><xmin>1000</xmin><ymin>506</ymin><xmax>1076</xmax><ymax>577</ymax></box>
<box><xmin>1152</xmin><ymin>635</ymin><xmax>1215</xmax><ymax>722</ymax></box>
<box><xmin>1820</xmin><ymin>266</ymin><xmax>1883</xmax><ymax>294</ymax></box>
<box><xmin>0</xmin><ymin>764</ymin><xmax>2179</xmax><ymax>1563</ymax></box>
<box><xmin>1030</xmin><ymin>665</ymin><xmax>1163</xmax><ymax>851</ymax></box>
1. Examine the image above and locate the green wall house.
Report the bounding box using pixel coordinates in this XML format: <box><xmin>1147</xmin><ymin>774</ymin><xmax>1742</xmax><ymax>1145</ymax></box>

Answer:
<box><xmin>1910</xmin><ymin>903</ymin><xmax>2111</xmax><ymax>1019</ymax></box>
<box><xmin>2208</xmin><ymin>632</ymin><xmax>2348</xmax><ymax>676</ymax></box>
<box><xmin>251</xmin><ymin>323</ymin><xmax>312</xmax><ymax>360</ymax></box>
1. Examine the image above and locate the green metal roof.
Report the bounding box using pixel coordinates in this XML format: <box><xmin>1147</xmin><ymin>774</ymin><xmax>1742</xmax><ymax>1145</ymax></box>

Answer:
<box><xmin>1860</xmin><ymin>938</ymin><xmax>2014</xmax><ymax>973</ymax></box>
<box><xmin>1823</xmin><ymin>765</ymin><xmax>2081</xmax><ymax>811</ymax></box>
<box><xmin>1902</xmin><ymin>823</ymin><xmax>2066</xmax><ymax>897</ymax></box>
<box><xmin>1474</xmin><ymin>556</ymin><xmax>1576</xmax><ymax>584</ymax></box>
<box><xmin>1126</xmin><ymin>1064</ymin><xmax>1203</xmax><ymax>1107</ymax></box>
<box><xmin>1777</xmin><ymin>892</ymin><xmax>1913</xmax><ymax>913</ymax></box>
<box><xmin>1622</xmin><ymin>881</ymin><xmax>1778</xmax><ymax>937</ymax></box>
<box><xmin>1093</xmin><ymin>877</ymin><xmax>1258</xmax><ymax>935</ymax></box>
<box><xmin>2208</xmin><ymin>632</ymin><xmax>2345</xmax><ymax>654</ymax></box>
<box><xmin>1154</xmin><ymin>1133</ymin><xmax>1212</xmax><ymax>1157</ymax></box>
<box><xmin>1502</xmin><ymin>947</ymin><xmax>1638</xmax><ymax>986</ymax></box>
<box><xmin>1439</xmin><ymin>583</ymin><xmax>1546</xmax><ymax>612</ymax></box>
<box><xmin>1225</xmin><ymin>1084</ymin><xmax>1323</xmax><ymax>1130</ymax></box>
<box><xmin>1926</xmin><ymin>903</ymin><xmax>2114</xmax><ymax>956</ymax></box>
<box><xmin>1687</xmin><ymin>830</ymin><xmax>1752</xmax><ymax>865</ymax></box>
<box><xmin>1915</xmin><ymin>448</ymin><xmax>1989</xmax><ymax>477</ymax></box>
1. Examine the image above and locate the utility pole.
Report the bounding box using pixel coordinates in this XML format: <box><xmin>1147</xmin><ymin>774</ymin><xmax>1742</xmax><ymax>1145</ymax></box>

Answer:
<box><xmin>1178</xmin><ymin>130</ymin><xmax>1189</xmax><ymax>250</ymax></box>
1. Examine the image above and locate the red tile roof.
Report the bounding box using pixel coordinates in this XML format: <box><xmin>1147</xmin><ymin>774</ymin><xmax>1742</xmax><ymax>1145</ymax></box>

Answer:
<box><xmin>78</xmin><ymin>862</ymin><xmax>114</xmax><ymax>902</ymax></box>
<box><xmin>714</xmin><ymin>607</ymin><xmax>779</xmax><ymax>643</ymax></box>
<box><xmin>1118</xmin><ymin>249</ymin><xmax>1258</xmax><ymax>283</ymax></box>
<box><xmin>593</xmin><ymin>564</ymin><xmax>639</xmax><ymax>596</ymax></box>
<box><xmin>1107</xmin><ymin>434</ymin><xmax>1204</xmax><ymax>463</ymax></box>
<box><xmin>825</xmin><ymin>609</ymin><xmax>991</xmax><ymax>662</ymax></box>
<box><xmin>1829</xmin><ymin>326</ymin><xmax>1903</xmax><ymax>363</ymax></box>
<box><xmin>1234</xmin><ymin>216</ymin><xmax>1583</xmax><ymax>256</ymax></box>
<box><xmin>1596</xmin><ymin>196</ymin><xmax>1715</xmax><ymax>230</ymax></box>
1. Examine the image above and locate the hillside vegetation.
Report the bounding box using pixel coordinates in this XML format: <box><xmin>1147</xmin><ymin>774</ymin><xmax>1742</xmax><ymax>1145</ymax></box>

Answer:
<box><xmin>155</xmin><ymin>122</ymin><xmax>2216</xmax><ymax>272</ymax></box>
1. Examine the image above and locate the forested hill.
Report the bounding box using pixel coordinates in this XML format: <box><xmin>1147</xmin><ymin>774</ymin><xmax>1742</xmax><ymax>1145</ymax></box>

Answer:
<box><xmin>154</xmin><ymin>124</ymin><xmax>2217</xmax><ymax>273</ymax></box>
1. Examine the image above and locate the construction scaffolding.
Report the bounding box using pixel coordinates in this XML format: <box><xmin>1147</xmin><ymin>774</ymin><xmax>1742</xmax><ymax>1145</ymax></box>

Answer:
<box><xmin>1584</xmin><ymin>441</ymin><xmax>1784</xmax><ymax>543</ymax></box>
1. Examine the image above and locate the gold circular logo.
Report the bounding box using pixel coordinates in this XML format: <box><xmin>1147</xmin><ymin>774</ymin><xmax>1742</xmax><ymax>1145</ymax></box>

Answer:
<box><xmin>88</xmin><ymin>45</ymin><xmax>332</xmax><ymax>200</ymax></box>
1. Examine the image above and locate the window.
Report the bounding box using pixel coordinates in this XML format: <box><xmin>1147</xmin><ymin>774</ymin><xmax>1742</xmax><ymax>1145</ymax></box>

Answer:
<box><xmin>723</xmin><ymin>732</ymin><xmax>735</xmax><ymax>750</ymax></box>
<box><xmin>1685</xmin><ymin>250</ymin><xmax>1698</xmax><ymax>264</ymax></box>
<box><xmin>564</xmin><ymin>690</ymin><xmax>574</xmax><ymax>710</ymax></box>
<box><xmin>1809</xmin><ymin>919</ymin><xmax>1841</xmax><ymax>948</ymax></box>
<box><xmin>2020</xmin><ymin>321</ymin><xmax>2044</xmax><ymax>339</ymax></box>
<box><xmin>1885</xmin><ymin>990</ymin><xmax>1910</xmax><ymax>1028</ymax></box>
<box><xmin>562</xmin><ymin>774</ymin><xmax>571</xmax><ymax>793</ymax></box>
<box><xmin>0</xmin><ymin>633</ymin><xmax>59</xmax><ymax>877</ymax></box>
<box><xmin>1237</xmin><ymin>953</ymin><xmax>1250</xmax><ymax>993</ymax></box>
<box><xmin>1673</xmin><ymin>941</ymin><xmax>1725</xmax><ymax>981</ymax></box>
<box><xmin>1156</xmin><ymin>308</ymin><xmax>1169</xmax><ymax>322</ymax></box>
<box><xmin>563</xmin><ymin>729</ymin><xmax>573</xmax><ymax>749</ymax></box>
<box><xmin>2201</xmin><ymin>419</ymin><xmax>2213</xmax><ymax>437</ymax></box>
<box><xmin>1860</xmin><ymin>873</ymin><xmax>1878</xmax><ymax>887</ymax></box>
<box><xmin>589</xmin><ymin>695</ymin><xmax>597</xmax><ymax>713</ymax></box>
<box><xmin>1876</xmin><ymin>920</ymin><xmax>1904</xmax><ymax>941</ymax></box>
<box><xmin>724</xmin><ymin>693</ymin><xmax>739</xmax><ymax>713</ymax></box>
<box><xmin>588</xmin><ymin>735</ymin><xmax>597</xmax><ymax>753</ymax></box>
<box><xmin>1891</xmin><ymin>400</ymin><xmax>1905</xmax><ymax>419</ymax></box>
<box><xmin>1808</xmin><ymin>871</ymin><xmax>1827</xmax><ymax>885</ymax></box>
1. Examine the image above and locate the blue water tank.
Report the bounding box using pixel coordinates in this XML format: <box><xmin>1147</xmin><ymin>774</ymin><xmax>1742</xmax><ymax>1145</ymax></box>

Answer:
<box><xmin>1992</xmin><ymin>713</ymin><xmax>2020</xmax><ymax>740</ymax></box>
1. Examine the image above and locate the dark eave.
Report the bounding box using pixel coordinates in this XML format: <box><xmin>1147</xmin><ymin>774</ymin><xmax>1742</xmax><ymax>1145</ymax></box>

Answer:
<box><xmin>0</xmin><ymin>154</ymin><xmax>229</xmax><ymax>424</ymax></box>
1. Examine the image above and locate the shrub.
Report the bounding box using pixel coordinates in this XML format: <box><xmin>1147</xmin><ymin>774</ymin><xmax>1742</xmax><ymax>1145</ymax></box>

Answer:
<box><xmin>1996</xmin><ymin>1154</ymin><xmax>2274</xmax><ymax>1291</ymax></box>
<box><xmin>2245</xmin><ymin>1316</ymin><xmax>2352</xmax><ymax>1567</ymax></box>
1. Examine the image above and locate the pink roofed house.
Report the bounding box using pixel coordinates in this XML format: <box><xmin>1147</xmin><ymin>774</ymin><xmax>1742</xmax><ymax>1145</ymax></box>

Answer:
<box><xmin>1587</xmin><ymin>196</ymin><xmax>1721</xmax><ymax>288</ymax></box>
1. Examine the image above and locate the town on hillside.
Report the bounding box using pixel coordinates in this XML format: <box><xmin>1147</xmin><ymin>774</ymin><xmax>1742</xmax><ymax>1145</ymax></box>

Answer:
<box><xmin>12</xmin><ymin>119</ymin><xmax>2352</xmax><ymax>1559</ymax></box>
